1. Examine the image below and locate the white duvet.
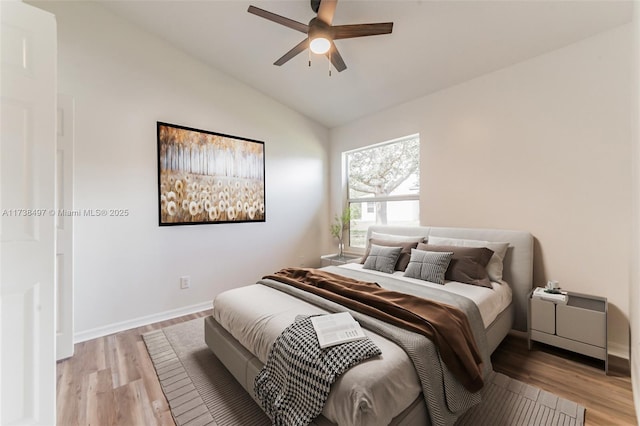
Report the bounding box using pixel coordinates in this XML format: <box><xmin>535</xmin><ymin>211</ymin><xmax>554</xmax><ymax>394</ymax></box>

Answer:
<box><xmin>212</xmin><ymin>265</ymin><xmax>511</xmax><ymax>425</ymax></box>
<box><xmin>339</xmin><ymin>263</ymin><xmax>512</xmax><ymax>328</ymax></box>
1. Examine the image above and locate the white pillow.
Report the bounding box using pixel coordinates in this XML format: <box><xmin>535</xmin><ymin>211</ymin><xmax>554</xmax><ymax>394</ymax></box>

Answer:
<box><xmin>427</xmin><ymin>236</ymin><xmax>509</xmax><ymax>282</ymax></box>
<box><xmin>371</xmin><ymin>232</ymin><xmax>425</xmax><ymax>244</ymax></box>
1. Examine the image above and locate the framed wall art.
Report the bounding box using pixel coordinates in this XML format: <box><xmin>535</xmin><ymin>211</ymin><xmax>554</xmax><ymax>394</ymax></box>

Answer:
<box><xmin>157</xmin><ymin>122</ymin><xmax>266</xmax><ymax>225</ymax></box>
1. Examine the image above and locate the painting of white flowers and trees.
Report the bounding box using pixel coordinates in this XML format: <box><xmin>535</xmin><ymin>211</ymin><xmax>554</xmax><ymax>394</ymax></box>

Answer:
<box><xmin>157</xmin><ymin>122</ymin><xmax>265</xmax><ymax>225</ymax></box>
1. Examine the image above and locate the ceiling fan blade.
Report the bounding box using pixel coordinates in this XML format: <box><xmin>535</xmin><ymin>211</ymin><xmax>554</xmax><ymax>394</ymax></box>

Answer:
<box><xmin>247</xmin><ymin>5</ymin><xmax>309</xmax><ymax>34</ymax></box>
<box><xmin>274</xmin><ymin>39</ymin><xmax>309</xmax><ymax>66</ymax></box>
<box><xmin>333</xmin><ymin>22</ymin><xmax>393</xmax><ymax>40</ymax></box>
<box><xmin>326</xmin><ymin>42</ymin><xmax>347</xmax><ymax>72</ymax></box>
<box><xmin>317</xmin><ymin>0</ymin><xmax>337</xmax><ymax>25</ymax></box>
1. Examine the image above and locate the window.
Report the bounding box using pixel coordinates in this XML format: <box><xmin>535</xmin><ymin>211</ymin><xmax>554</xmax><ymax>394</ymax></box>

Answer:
<box><xmin>345</xmin><ymin>135</ymin><xmax>420</xmax><ymax>248</ymax></box>
<box><xmin>366</xmin><ymin>203</ymin><xmax>374</xmax><ymax>214</ymax></box>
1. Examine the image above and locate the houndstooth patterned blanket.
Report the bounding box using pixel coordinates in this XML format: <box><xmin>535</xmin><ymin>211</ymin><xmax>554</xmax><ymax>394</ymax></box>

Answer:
<box><xmin>254</xmin><ymin>315</ymin><xmax>381</xmax><ymax>426</ymax></box>
<box><xmin>259</xmin><ymin>267</ymin><xmax>492</xmax><ymax>426</ymax></box>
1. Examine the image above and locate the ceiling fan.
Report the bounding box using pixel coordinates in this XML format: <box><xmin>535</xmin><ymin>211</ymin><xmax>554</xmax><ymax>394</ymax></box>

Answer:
<box><xmin>247</xmin><ymin>0</ymin><xmax>393</xmax><ymax>73</ymax></box>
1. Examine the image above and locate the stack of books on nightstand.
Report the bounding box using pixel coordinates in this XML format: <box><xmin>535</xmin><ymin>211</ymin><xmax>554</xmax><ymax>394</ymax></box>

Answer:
<box><xmin>533</xmin><ymin>287</ymin><xmax>568</xmax><ymax>304</ymax></box>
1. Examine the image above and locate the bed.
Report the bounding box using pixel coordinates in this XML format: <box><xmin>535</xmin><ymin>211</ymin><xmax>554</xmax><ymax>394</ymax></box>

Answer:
<box><xmin>204</xmin><ymin>225</ymin><xmax>533</xmax><ymax>425</ymax></box>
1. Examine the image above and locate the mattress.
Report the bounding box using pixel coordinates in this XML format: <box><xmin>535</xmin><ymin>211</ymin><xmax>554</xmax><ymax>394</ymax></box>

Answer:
<box><xmin>212</xmin><ymin>265</ymin><xmax>512</xmax><ymax>426</ymax></box>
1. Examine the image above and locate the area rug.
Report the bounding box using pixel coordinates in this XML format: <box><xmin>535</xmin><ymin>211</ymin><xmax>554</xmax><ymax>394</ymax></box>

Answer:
<box><xmin>143</xmin><ymin>318</ymin><xmax>585</xmax><ymax>426</ymax></box>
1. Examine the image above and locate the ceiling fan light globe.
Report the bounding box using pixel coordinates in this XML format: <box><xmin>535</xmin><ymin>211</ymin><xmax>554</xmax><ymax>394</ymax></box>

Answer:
<box><xmin>310</xmin><ymin>37</ymin><xmax>331</xmax><ymax>54</ymax></box>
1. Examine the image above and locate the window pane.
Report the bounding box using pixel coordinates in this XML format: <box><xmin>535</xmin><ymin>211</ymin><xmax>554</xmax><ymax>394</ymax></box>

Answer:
<box><xmin>347</xmin><ymin>137</ymin><xmax>420</xmax><ymax>200</ymax></box>
<box><xmin>349</xmin><ymin>200</ymin><xmax>420</xmax><ymax>248</ymax></box>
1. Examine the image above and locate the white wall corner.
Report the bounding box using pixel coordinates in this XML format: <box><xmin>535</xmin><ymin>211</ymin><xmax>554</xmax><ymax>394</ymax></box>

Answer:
<box><xmin>631</xmin><ymin>0</ymin><xmax>640</xmax><ymax>418</ymax></box>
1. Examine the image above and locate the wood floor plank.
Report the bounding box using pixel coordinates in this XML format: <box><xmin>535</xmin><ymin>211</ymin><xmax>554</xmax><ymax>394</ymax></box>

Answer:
<box><xmin>113</xmin><ymin>380</ymin><xmax>150</xmax><ymax>426</ymax></box>
<box><xmin>105</xmin><ymin>334</ymin><xmax>125</xmax><ymax>388</ymax></box>
<box><xmin>85</xmin><ymin>369</ymin><xmax>115</xmax><ymax>426</ymax></box>
<box><xmin>116</xmin><ymin>331</ymin><xmax>143</xmax><ymax>386</ymax></box>
<box><xmin>58</xmin><ymin>310</ymin><xmax>635</xmax><ymax>426</ymax></box>
<box><xmin>134</xmin><ymin>378</ymin><xmax>160</xmax><ymax>425</ymax></box>
<box><xmin>56</xmin><ymin>360</ymin><xmax>81</xmax><ymax>426</ymax></box>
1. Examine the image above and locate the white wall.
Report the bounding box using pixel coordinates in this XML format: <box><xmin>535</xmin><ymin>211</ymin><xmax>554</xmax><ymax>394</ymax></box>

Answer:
<box><xmin>38</xmin><ymin>0</ymin><xmax>634</xmax><ymax>359</ymax></box>
<box><xmin>35</xmin><ymin>1</ymin><xmax>330</xmax><ymax>338</ymax></box>
<box><xmin>331</xmin><ymin>25</ymin><xmax>632</xmax><ymax>356</ymax></box>
<box><xmin>630</xmin><ymin>0</ymin><xmax>639</xmax><ymax>414</ymax></box>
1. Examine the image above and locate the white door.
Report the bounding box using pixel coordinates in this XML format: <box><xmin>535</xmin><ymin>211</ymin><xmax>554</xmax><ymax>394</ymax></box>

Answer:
<box><xmin>56</xmin><ymin>95</ymin><xmax>74</xmax><ymax>361</ymax></box>
<box><xmin>1</xmin><ymin>2</ymin><xmax>57</xmax><ymax>425</ymax></box>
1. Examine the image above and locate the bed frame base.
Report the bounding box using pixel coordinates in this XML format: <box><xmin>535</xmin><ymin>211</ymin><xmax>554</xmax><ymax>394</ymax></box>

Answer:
<box><xmin>204</xmin><ymin>315</ymin><xmax>430</xmax><ymax>426</ymax></box>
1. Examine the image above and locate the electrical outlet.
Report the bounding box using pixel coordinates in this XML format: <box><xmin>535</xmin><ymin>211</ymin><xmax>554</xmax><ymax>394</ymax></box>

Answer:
<box><xmin>180</xmin><ymin>276</ymin><xmax>190</xmax><ymax>289</ymax></box>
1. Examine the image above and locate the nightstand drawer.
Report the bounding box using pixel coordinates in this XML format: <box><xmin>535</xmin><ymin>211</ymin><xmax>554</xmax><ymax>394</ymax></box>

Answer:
<box><xmin>556</xmin><ymin>304</ymin><xmax>606</xmax><ymax>348</ymax></box>
<box><xmin>530</xmin><ymin>298</ymin><xmax>555</xmax><ymax>334</ymax></box>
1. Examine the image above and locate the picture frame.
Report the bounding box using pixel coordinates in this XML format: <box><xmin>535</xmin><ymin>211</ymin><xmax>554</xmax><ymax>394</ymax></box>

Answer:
<box><xmin>157</xmin><ymin>122</ymin><xmax>266</xmax><ymax>225</ymax></box>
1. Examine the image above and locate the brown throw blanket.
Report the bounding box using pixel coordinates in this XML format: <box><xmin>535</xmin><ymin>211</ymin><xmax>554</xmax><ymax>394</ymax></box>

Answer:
<box><xmin>264</xmin><ymin>267</ymin><xmax>484</xmax><ymax>392</ymax></box>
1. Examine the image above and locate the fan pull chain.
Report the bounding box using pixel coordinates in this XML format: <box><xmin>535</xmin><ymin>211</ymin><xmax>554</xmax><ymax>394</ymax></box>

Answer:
<box><xmin>328</xmin><ymin>50</ymin><xmax>332</xmax><ymax>77</ymax></box>
<box><xmin>308</xmin><ymin>48</ymin><xmax>311</xmax><ymax>68</ymax></box>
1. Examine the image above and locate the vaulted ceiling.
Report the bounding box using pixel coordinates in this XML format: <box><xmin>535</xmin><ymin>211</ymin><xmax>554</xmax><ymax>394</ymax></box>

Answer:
<box><xmin>98</xmin><ymin>0</ymin><xmax>632</xmax><ymax>128</ymax></box>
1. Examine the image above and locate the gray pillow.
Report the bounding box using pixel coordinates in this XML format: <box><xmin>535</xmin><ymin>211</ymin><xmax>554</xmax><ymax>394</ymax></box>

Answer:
<box><xmin>403</xmin><ymin>249</ymin><xmax>453</xmax><ymax>284</ymax></box>
<box><xmin>363</xmin><ymin>244</ymin><xmax>403</xmax><ymax>274</ymax></box>
<box><xmin>360</xmin><ymin>238</ymin><xmax>419</xmax><ymax>271</ymax></box>
<box><xmin>417</xmin><ymin>243</ymin><xmax>494</xmax><ymax>288</ymax></box>
<box><xmin>427</xmin><ymin>236</ymin><xmax>509</xmax><ymax>282</ymax></box>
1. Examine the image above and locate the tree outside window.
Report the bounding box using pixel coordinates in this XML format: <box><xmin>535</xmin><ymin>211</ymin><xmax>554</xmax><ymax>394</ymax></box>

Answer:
<box><xmin>345</xmin><ymin>135</ymin><xmax>420</xmax><ymax>248</ymax></box>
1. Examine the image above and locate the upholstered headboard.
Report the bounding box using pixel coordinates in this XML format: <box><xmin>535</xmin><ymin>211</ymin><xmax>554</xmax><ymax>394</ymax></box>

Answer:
<box><xmin>365</xmin><ymin>225</ymin><xmax>534</xmax><ymax>331</ymax></box>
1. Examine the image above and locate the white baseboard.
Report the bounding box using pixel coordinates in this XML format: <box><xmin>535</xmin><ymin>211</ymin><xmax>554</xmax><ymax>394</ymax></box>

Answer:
<box><xmin>73</xmin><ymin>301</ymin><xmax>212</xmax><ymax>343</ymax></box>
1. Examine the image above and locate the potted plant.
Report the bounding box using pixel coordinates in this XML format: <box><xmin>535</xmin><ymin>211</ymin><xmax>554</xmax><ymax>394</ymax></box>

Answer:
<box><xmin>330</xmin><ymin>207</ymin><xmax>351</xmax><ymax>258</ymax></box>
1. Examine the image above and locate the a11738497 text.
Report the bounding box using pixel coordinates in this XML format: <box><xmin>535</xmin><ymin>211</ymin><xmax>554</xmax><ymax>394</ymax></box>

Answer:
<box><xmin>1</xmin><ymin>209</ymin><xmax>130</xmax><ymax>217</ymax></box>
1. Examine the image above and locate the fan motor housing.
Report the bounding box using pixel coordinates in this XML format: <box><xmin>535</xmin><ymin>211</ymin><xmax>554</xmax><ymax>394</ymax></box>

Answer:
<box><xmin>308</xmin><ymin>18</ymin><xmax>333</xmax><ymax>40</ymax></box>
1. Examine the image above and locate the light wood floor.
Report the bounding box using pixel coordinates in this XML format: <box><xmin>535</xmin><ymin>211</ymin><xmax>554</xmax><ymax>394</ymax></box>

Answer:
<box><xmin>56</xmin><ymin>310</ymin><xmax>212</xmax><ymax>426</ymax></box>
<box><xmin>492</xmin><ymin>337</ymin><xmax>636</xmax><ymax>425</ymax></box>
<box><xmin>57</xmin><ymin>311</ymin><xmax>636</xmax><ymax>426</ymax></box>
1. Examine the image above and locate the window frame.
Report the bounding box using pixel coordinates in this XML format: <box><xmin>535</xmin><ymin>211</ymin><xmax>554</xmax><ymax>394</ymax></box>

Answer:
<box><xmin>343</xmin><ymin>134</ymin><xmax>420</xmax><ymax>252</ymax></box>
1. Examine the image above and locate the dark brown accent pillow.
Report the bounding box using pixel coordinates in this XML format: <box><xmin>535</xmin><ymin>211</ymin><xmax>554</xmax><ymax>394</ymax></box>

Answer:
<box><xmin>361</xmin><ymin>238</ymin><xmax>419</xmax><ymax>271</ymax></box>
<box><xmin>417</xmin><ymin>243</ymin><xmax>494</xmax><ymax>288</ymax></box>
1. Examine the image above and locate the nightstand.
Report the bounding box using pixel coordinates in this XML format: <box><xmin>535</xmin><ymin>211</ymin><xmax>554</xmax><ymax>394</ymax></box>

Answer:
<box><xmin>528</xmin><ymin>288</ymin><xmax>608</xmax><ymax>373</ymax></box>
<box><xmin>320</xmin><ymin>253</ymin><xmax>361</xmax><ymax>267</ymax></box>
